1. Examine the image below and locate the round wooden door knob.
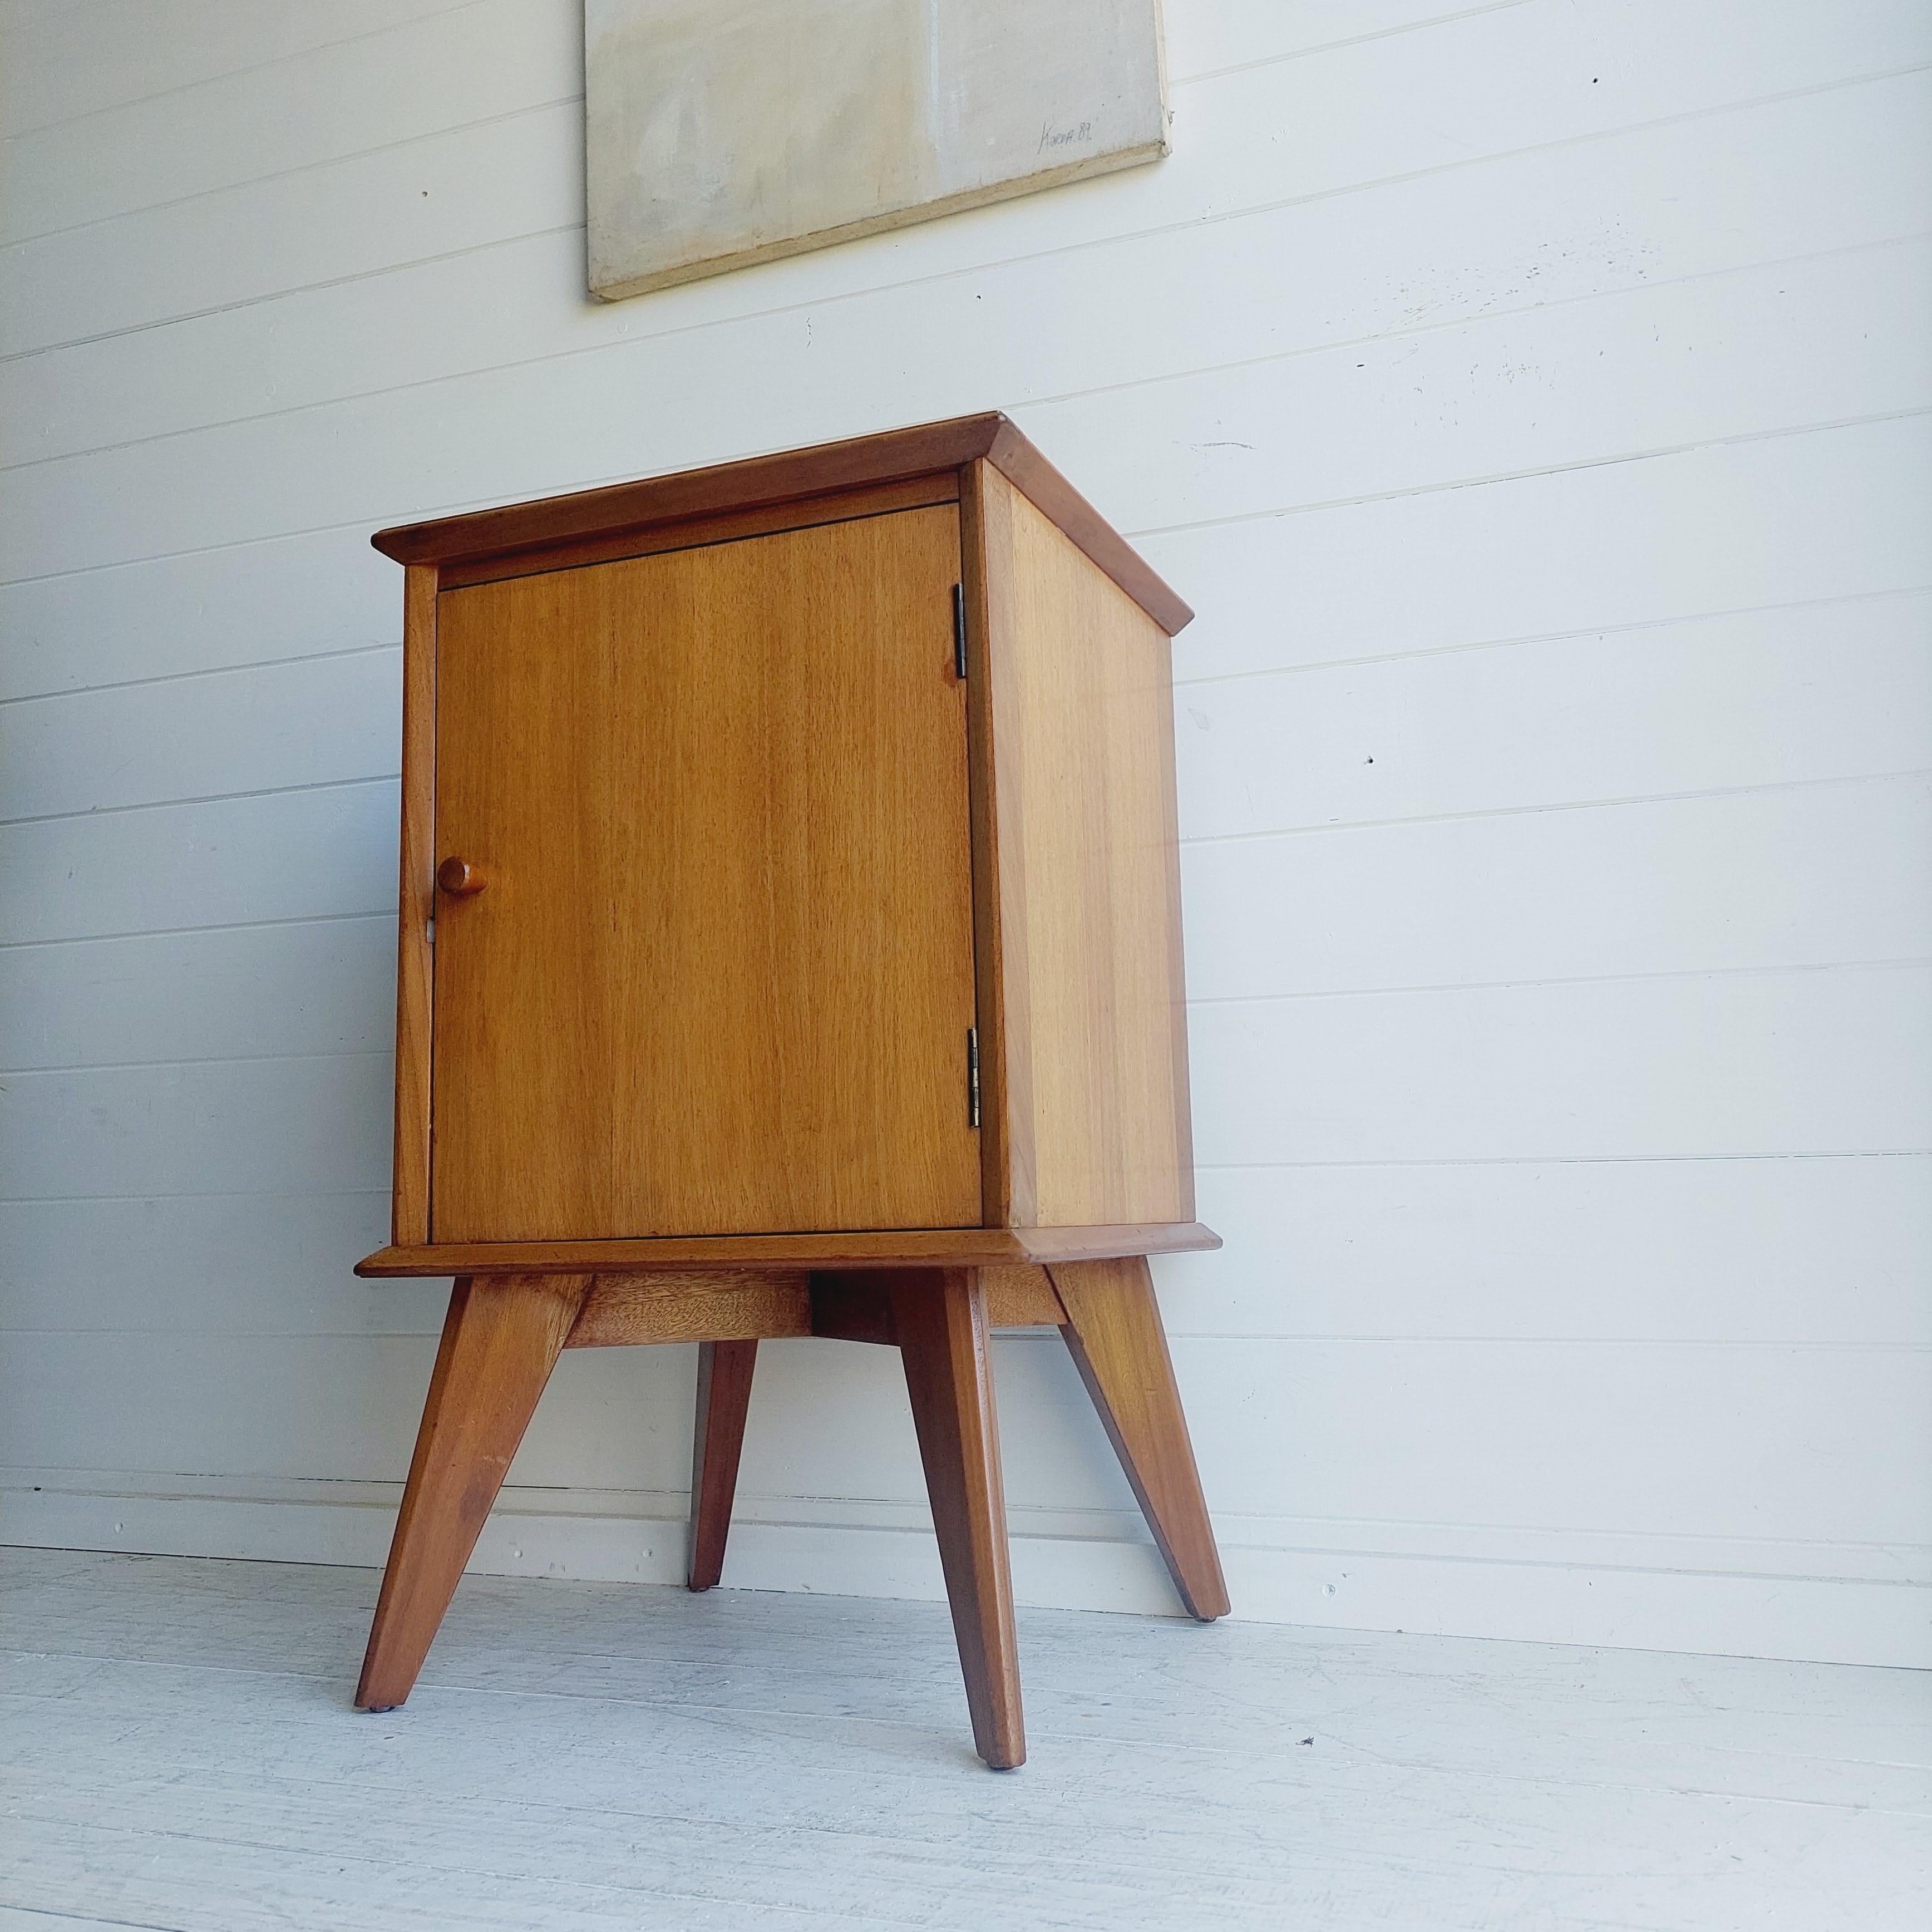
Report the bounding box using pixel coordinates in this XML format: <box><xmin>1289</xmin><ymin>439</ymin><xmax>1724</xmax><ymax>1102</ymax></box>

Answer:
<box><xmin>436</xmin><ymin>857</ymin><xmax>487</xmax><ymax>896</ymax></box>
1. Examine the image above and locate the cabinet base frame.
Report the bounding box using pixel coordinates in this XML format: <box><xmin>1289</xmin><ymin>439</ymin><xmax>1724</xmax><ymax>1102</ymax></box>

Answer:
<box><xmin>355</xmin><ymin>1220</ymin><xmax>1220</xmax><ymax>1278</ymax></box>
<box><xmin>355</xmin><ymin>1258</ymin><xmax>1227</xmax><ymax>1770</ymax></box>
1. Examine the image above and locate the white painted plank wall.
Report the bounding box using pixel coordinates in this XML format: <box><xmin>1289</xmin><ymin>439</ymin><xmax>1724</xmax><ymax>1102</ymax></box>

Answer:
<box><xmin>2</xmin><ymin>0</ymin><xmax>1928</xmax><ymax>1666</ymax></box>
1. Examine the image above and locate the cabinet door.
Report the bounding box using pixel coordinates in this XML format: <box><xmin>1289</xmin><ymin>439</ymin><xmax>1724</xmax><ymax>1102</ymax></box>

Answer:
<box><xmin>428</xmin><ymin>506</ymin><xmax>979</xmax><ymax>1240</ymax></box>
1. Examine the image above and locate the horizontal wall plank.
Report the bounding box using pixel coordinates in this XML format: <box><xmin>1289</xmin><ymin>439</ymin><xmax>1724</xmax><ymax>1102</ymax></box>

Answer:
<box><xmin>6</xmin><ymin>1480</ymin><xmax>1924</xmax><ymax>1663</ymax></box>
<box><xmin>1161</xmin><ymin>1156</ymin><xmax>1932</xmax><ymax>1347</ymax></box>
<box><xmin>751</xmin><ymin>1326</ymin><xmax>1932</xmax><ymax>1556</ymax></box>
<box><xmin>0</xmin><ymin>0</ymin><xmax>460</xmax><ymax>137</ymax></box>
<box><xmin>12</xmin><ymin>584</ymin><xmax>1923</xmax><ymax>851</ymax></box>
<box><xmin>6</xmin><ymin>412</ymin><xmax>1923</xmax><ymax>716</ymax></box>
<box><xmin>0</xmin><ymin>1332</ymin><xmax>445</xmax><ymax>1483</ymax></box>
<box><xmin>2</xmin><ymin>0</ymin><xmax>579</xmax><ymax>245</ymax></box>
<box><xmin>0</xmin><ymin>100</ymin><xmax>580</xmax><ymax>360</ymax></box>
<box><xmin>8</xmin><ymin>969</ymin><xmax>1923</xmax><ymax>1202</ymax></box>
<box><xmin>0</xmin><ymin>916</ymin><xmax>395</xmax><ymax>1072</ymax></box>
<box><xmin>1188</xmin><ymin>966</ymin><xmax>1932</xmax><ymax>1165</ymax></box>
<box><xmin>4</xmin><ymin>1148</ymin><xmax>1925</xmax><ymax>1354</ymax></box>
<box><xmin>13</xmin><ymin>70</ymin><xmax>1928</xmax><ymax>470</ymax></box>
<box><xmin>1166</xmin><ymin>0</ymin><xmax>1932</xmax><ymax>91</ymax></box>
<box><xmin>11</xmin><ymin>0</ymin><xmax>1452</xmax><ymax>240</ymax></box>
<box><xmin>1038</xmin><ymin>242</ymin><xmax>1932</xmax><ymax>544</ymax></box>
<box><xmin>8</xmin><ymin>0</ymin><xmax>1926</xmax><ymax>359</ymax></box>
<box><xmin>0</xmin><ymin>529</ymin><xmax>395</xmax><ymax>704</ymax></box>
<box><xmin>5</xmin><ymin>1</ymin><xmax>1471</xmax><ymax>242</ymax></box>
<box><xmin>0</xmin><ymin>1192</ymin><xmax>439</xmax><ymax>1338</ymax></box>
<box><xmin>1175</xmin><ymin>594</ymin><xmax>1932</xmax><ymax>841</ymax></box>
<box><xmin>3</xmin><ymin>1329</ymin><xmax>1924</xmax><ymax>1555</ymax></box>
<box><xmin>12</xmin><ymin>241</ymin><xmax>1929</xmax><ymax>583</ymax></box>
<box><xmin>1162</xmin><ymin>1</ymin><xmax>1520</xmax><ymax>78</ymax></box>
<box><xmin>1175</xmin><ymin>1336</ymin><xmax>1932</xmax><ymax>1550</ymax></box>
<box><xmin>0</xmin><ymin>1055</ymin><xmax>395</xmax><ymax>1201</ymax></box>
<box><xmin>7</xmin><ymin>1476</ymin><xmax>1916</xmax><ymax>1661</ymax></box>
<box><xmin>0</xmin><ymin>779</ymin><xmax>397</xmax><ymax>945</ymax></box>
<box><xmin>1181</xmin><ymin>774</ymin><xmax>1932</xmax><ymax>1000</ymax></box>
<box><xmin>5</xmin><ymin>1470</ymin><xmax>1921</xmax><ymax>1604</ymax></box>
<box><xmin>9</xmin><ymin>773</ymin><xmax>1923</xmax><ymax>1080</ymax></box>
<box><xmin>0</xmin><ymin>0</ymin><xmax>1453</xmax><ymax>174</ymax></box>
<box><xmin>756</xmin><ymin>1326</ymin><xmax>1932</xmax><ymax>1558</ymax></box>
<box><xmin>1152</xmin><ymin>415</ymin><xmax>1932</xmax><ymax>684</ymax></box>
<box><xmin>0</xmin><ymin>647</ymin><xmax>399</xmax><ymax>824</ymax></box>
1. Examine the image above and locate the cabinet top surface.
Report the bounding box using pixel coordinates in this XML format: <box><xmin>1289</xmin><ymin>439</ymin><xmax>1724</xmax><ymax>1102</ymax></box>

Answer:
<box><xmin>369</xmin><ymin>411</ymin><xmax>1192</xmax><ymax>634</ymax></box>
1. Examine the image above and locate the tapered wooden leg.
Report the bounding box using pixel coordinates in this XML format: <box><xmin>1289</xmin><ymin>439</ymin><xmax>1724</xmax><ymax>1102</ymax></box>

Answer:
<box><xmin>1048</xmin><ymin>1256</ymin><xmax>1230</xmax><ymax>1621</ymax></box>
<box><xmin>355</xmin><ymin>1272</ymin><xmax>589</xmax><ymax>1711</ymax></box>
<box><xmin>887</xmin><ymin>1268</ymin><xmax>1025</xmax><ymax>1770</ymax></box>
<box><xmin>688</xmin><ymin>1339</ymin><xmax>758</xmax><ymax>1591</ymax></box>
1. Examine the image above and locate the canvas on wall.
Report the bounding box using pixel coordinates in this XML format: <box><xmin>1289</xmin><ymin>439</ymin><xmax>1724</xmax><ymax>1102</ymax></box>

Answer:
<box><xmin>584</xmin><ymin>0</ymin><xmax>1169</xmax><ymax>300</ymax></box>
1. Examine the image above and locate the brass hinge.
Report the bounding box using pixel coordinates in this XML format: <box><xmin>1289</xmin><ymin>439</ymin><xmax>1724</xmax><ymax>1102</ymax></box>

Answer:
<box><xmin>952</xmin><ymin>583</ymin><xmax>968</xmax><ymax>680</ymax></box>
<box><xmin>967</xmin><ymin>1026</ymin><xmax>981</xmax><ymax>1128</ymax></box>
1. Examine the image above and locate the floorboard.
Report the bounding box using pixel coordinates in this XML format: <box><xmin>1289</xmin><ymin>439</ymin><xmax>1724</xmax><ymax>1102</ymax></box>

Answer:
<box><xmin>0</xmin><ymin>1549</ymin><xmax>1924</xmax><ymax>1929</ymax></box>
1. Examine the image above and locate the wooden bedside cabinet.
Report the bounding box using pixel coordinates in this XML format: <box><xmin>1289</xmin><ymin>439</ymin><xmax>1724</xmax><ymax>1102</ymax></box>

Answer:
<box><xmin>352</xmin><ymin>413</ymin><xmax>1226</xmax><ymax>1768</ymax></box>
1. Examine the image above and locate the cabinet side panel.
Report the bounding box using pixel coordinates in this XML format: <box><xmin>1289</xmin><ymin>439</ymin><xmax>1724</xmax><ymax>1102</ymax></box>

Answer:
<box><xmin>998</xmin><ymin>482</ymin><xmax>1194</xmax><ymax>1226</ymax></box>
<box><xmin>391</xmin><ymin>564</ymin><xmax>437</xmax><ymax>1246</ymax></box>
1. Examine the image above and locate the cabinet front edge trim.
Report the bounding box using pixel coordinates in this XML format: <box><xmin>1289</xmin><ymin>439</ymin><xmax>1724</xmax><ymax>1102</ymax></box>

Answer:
<box><xmin>356</xmin><ymin>1223</ymin><xmax>1221</xmax><ymax>1278</ymax></box>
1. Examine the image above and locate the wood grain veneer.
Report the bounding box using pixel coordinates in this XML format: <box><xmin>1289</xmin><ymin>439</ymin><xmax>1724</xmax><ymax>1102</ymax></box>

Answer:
<box><xmin>978</xmin><ymin>465</ymin><xmax>1196</xmax><ymax>1228</ymax></box>
<box><xmin>356</xmin><ymin>1273</ymin><xmax>589</xmax><ymax>1710</ymax></box>
<box><xmin>435</xmin><ymin>474</ymin><xmax>959</xmax><ymax>590</ymax></box>
<box><xmin>430</xmin><ymin>506</ymin><xmax>979</xmax><ymax>1241</ymax></box>
<box><xmin>371</xmin><ymin>413</ymin><xmax>1192</xmax><ymax>635</ymax></box>
<box><xmin>355</xmin><ymin>1221</ymin><xmax>1221</xmax><ymax>1277</ymax></box>
<box><xmin>1048</xmin><ymin>1256</ymin><xmax>1229</xmax><ymax>1621</ymax></box>
<box><xmin>958</xmin><ymin>459</ymin><xmax>1020</xmax><ymax>1226</ymax></box>
<box><xmin>565</xmin><ymin>1270</ymin><xmax>812</xmax><ymax>1347</ymax></box>
<box><xmin>688</xmin><ymin>1339</ymin><xmax>760</xmax><ymax>1592</ymax></box>
<box><xmin>982</xmin><ymin>1264</ymin><xmax>1067</xmax><ymax>1328</ymax></box>
<box><xmin>810</xmin><ymin>1263</ymin><xmax>1065</xmax><ymax>1342</ymax></box>
<box><xmin>887</xmin><ymin>1269</ymin><xmax>1025</xmax><ymax>1768</ymax></box>
<box><xmin>390</xmin><ymin>564</ymin><xmax>437</xmax><ymax>1246</ymax></box>
<box><xmin>356</xmin><ymin>417</ymin><xmax>1224</xmax><ymax>1771</ymax></box>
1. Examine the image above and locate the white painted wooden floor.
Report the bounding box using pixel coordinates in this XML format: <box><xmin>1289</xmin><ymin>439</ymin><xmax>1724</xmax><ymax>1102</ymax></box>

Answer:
<box><xmin>0</xmin><ymin>1549</ymin><xmax>1924</xmax><ymax>1930</ymax></box>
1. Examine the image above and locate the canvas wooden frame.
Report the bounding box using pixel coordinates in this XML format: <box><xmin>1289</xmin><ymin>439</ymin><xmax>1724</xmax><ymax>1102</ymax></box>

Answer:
<box><xmin>584</xmin><ymin>0</ymin><xmax>1171</xmax><ymax>300</ymax></box>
